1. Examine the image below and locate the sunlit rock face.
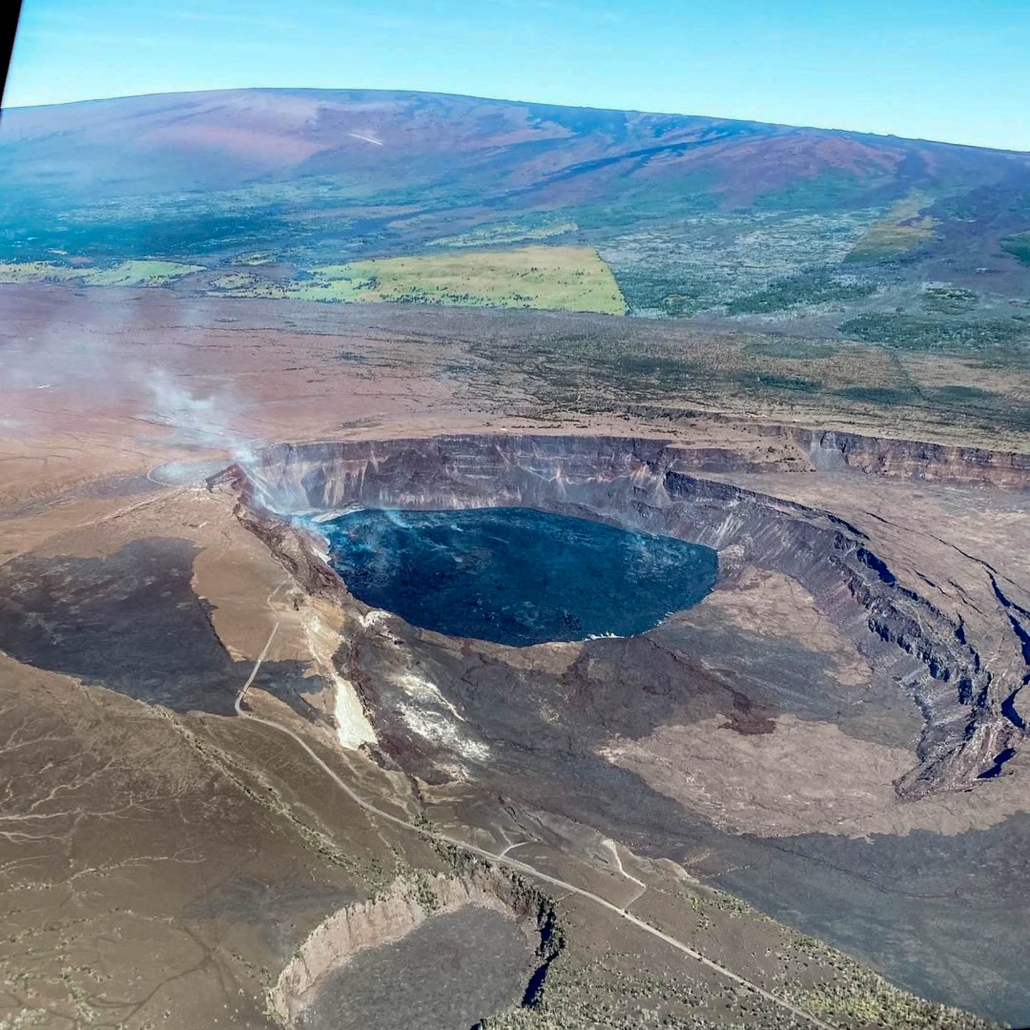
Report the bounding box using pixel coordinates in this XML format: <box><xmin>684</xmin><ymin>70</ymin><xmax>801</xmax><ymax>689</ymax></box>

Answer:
<box><xmin>224</xmin><ymin>433</ymin><xmax>1024</xmax><ymax>801</ymax></box>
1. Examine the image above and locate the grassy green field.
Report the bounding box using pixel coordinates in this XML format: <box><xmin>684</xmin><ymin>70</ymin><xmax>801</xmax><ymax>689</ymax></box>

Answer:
<box><xmin>0</xmin><ymin>259</ymin><xmax>203</xmax><ymax>286</ymax></box>
<box><xmin>81</xmin><ymin>260</ymin><xmax>205</xmax><ymax>286</ymax></box>
<box><xmin>212</xmin><ymin>245</ymin><xmax>628</xmax><ymax>315</ymax></box>
<box><xmin>0</xmin><ymin>261</ymin><xmax>86</xmax><ymax>283</ymax></box>
<box><xmin>844</xmin><ymin>193</ymin><xmax>937</xmax><ymax>262</ymax></box>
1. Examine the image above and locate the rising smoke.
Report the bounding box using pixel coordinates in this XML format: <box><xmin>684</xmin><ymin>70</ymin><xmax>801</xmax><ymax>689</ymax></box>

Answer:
<box><xmin>147</xmin><ymin>367</ymin><xmax>264</xmax><ymax>465</ymax></box>
<box><xmin>0</xmin><ymin>290</ymin><xmax>265</xmax><ymax>469</ymax></box>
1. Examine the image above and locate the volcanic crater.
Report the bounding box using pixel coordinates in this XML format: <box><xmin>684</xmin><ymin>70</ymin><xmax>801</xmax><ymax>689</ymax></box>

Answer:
<box><xmin>205</xmin><ymin>430</ymin><xmax>1030</xmax><ymax>1021</ymax></box>
<box><xmin>222</xmin><ymin>433</ymin><xmax>1025</xmax><ymax>805</ymax></box>
<box><xmin>272</xmin><ymin>869</ymin><xmax>561</xmax><ymax>1030</ymax></box>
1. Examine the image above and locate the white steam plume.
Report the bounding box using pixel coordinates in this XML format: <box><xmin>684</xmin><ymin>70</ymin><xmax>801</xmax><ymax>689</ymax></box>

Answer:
<box><xmin>146</xmin><ymin>368</ymin><xmax>264</xmax><ymax>466</ymax></box>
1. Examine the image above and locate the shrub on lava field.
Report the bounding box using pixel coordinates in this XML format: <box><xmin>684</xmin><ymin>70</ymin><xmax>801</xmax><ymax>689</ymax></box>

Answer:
<box><xmin>726</xmin><ymin>267</ymin><xmax>876</xmax><ymax>315</ymax></box>
<box><xmin>839</xmin><ymin>313</ymin><xmax>1028</xmax><ymax>351</ymax></box>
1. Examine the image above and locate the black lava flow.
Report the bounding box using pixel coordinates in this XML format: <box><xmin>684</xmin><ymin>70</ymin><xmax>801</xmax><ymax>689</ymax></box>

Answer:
<box><xmin>320</xmin><ymin>506</ymin><xmax>718</xmax><ymax>647</ymax></box>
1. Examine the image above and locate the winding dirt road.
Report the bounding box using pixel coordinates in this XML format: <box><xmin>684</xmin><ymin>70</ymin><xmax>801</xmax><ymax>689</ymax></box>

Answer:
<box><xmin>235</xmin><ymin>611</ymin><xmax>836</xmax><ymax>1030</ymax></box>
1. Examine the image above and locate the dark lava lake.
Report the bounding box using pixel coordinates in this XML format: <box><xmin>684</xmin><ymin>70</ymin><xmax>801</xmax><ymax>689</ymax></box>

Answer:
<box><xmin>320</xmin><ymin>507</ymin><xmax>717</xmax><ymax>646</ymax></box>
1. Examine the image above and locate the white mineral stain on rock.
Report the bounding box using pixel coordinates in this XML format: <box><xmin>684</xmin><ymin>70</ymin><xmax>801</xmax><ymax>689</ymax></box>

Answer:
<box><xmin>389</xmin><ymin>669</ymin><xmax>491</xmax><ymax>763</ymax></box>
<box><xmin>333</xmin><ymin>673</ymin><xmax>377</xmax><ymax>749</ymax></box>
<box><xmin>396</xmin><ymin>702</ymin><xmax>491</xmax><ymax>762</ymax></box>
<box><xmin>394</xmin><ymin>671</ymin><xmax>464</xmax><ymax>720</ymax></box>
<box><xmin>300</xmin><ymin>604</ymin><xmax>376</xmax><ymax>749</ymax></box>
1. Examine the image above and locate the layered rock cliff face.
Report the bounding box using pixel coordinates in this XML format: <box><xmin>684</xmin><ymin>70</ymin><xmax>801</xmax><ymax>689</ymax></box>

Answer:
<box><xmin>624</xmin><ymin>414</ymin><xmax>1030</xmax><ymax>489</ymax></box>
<box><xmin>219</xmin><ymin>434</ymin><xmax>1027</xmax><ymax>800</ymax></box>
<box><xmin>798</xmin><ymin>429</ymin><xmax>1030</xmax><ymax>488</ymax></box>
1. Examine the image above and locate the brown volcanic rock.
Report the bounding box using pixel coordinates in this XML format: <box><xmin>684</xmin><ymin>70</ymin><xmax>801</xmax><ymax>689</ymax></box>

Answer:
<box><xmin>2</xmin><ymin>254</ymin><xmax>1028</xmax><ymax>1027</ymax></box>
<box><xmin>796</xmin><ymin>427</ymin><xmax>1030</xmax><ymax>489</ymax></box>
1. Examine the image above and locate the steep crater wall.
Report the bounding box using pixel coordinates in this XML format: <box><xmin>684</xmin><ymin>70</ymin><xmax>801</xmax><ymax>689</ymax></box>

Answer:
<box><xmin>272</xmin><ymin>868</ymin><xmax>561</xmax><ymax>1030</ymax></box>
<box><xmin>621</xmin><ymin>415</ymin><xmax>1030</xmax><ymax>490</ymax></box>
<box><xmin>219</xmin><ymin>434</ymin><xmax>1027</xmax><ymax>799</ymax></box>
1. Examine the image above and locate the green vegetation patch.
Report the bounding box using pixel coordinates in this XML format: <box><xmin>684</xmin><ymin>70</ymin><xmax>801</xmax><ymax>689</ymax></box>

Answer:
<box><xmin>845</xmin><ymin>218</ymin><xmax>935</xmax><ymax>262</ymax></box>
<box><xmin>235</xmin><ymin>250</ymin><xmax>276</xmax><ymax>265</ymax></box>
<box><xmin>228</xmin><ymin>245</ymin><xmax>628</xmax><ymax>315</ymax></box>
<box><xmin>0</xmin><ymin>198</ymin><xmax>294</xmax><ymax>262</ymax></box>
<box><xmin>211</xmin><ymin>272</ymin><xmax>261</xmax><ymax>291</ymax></box>
<box><xmin>428</xmin><ymin>219</ymin><xmax>577</xmax><ymax>248</ymax></box>
<box><xmin>749</xmin><ymin>372</ymin><xmax>821</xmax><ymax>393</ymax></box>
<box><xmin>611</xmin><ymin>268</ymin><xmax>712</xmax><ymax>317</ymax></box>
<box><xmin>754</xmin><ymin>170</ymin><xmax>888</xmax><ymax>214</ymax></box>
<box><xmin>1000</xmin><ymin>230</ymin><xmax>1030</xmax><ymax>266</ymax></box>
<box><xmin>0</xmin><ymin>260</ymin><xmax>88</xmax><ymax>283</ymax></box>
<box><xmin>603</xmin><ymin>208</ymin><xmax>877</xmax><ymax>318</ymax></box>
<box><xmin>81</xmin><ymin>259</ymin><xmax>204</xmax><ymax>286</ymax></box>
<box><xmin>845</xmin><ymin>192</ymin><xmax>937</xmax><ymax>262</ymax></box>
<box><xmin>836</xmin><ymin>385</ymin><xmax>916</xmax><ymax>406</ymax></box>
<box><xmin>832</xmin><ymin>378</ymin><xmax>1030</xmax><ymax>431</ymax></box>
<box><xmin>0</xmin><ymin>258</ymin><xmax>203</xmax><ymax>287</ymax></box>
<box><xmin>932</xmin><ymin>384</ymin><xmax>993</xmax><ymax>401</ymax></box>
<box><xmin>570</xmin><ymin>171</ymin><xmax>718</xmax><ymax>231</ymax></box>
<box><xmin>781</xmin><ymin>930</ymin><xmax>997</xmax><ymax>1030</ymax></box>
<box><xmin>840</xmin><ymin>313</ymin><xmax>1029</xmax><ymax>351</ymax></box>
<box><xmin>0</xmin><ymin>174</ymin><xmax>406</xmax><ymax>262</ymax></box>
<box><xmin>921</xmin><ymin>282</ymin><xmax>979</xmax><ymax>314</ymax></box>
<box><xmin>726</xmin><ymin>267</ymin><xmax>876</xmax><ymax>315</ymax></box>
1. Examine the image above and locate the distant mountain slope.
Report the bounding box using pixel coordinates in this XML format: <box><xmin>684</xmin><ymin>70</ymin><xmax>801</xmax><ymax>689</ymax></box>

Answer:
<box><xmin>2</xmin><ymin>88</ymin><xmax>1026</xmax><ymax>208</ymax></box>
<box><xmin>0</xmin><ymin>88</ymin><xmax>1028</xmax><ymax>333</ymax></box>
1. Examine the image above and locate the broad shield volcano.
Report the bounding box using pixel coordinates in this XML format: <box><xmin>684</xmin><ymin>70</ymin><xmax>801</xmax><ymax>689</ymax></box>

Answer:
<box><xmin>2</xmin><ymin>87</ymin><xmax>1029</xmax><ymax>1030</ymax></box>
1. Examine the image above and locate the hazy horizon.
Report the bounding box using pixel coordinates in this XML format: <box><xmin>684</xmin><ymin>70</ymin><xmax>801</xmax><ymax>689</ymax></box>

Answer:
<box><xmin>5</xmin><ymin>0</ymin><xmax>1029</xmax><ymax>152</ymax></box>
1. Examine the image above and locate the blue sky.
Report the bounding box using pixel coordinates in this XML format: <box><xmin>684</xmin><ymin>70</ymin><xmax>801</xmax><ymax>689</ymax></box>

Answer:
<box><xmin>5</xmin><ymin>0</ymin><xmax>1028</xmax><ymax>151</ymax></box>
